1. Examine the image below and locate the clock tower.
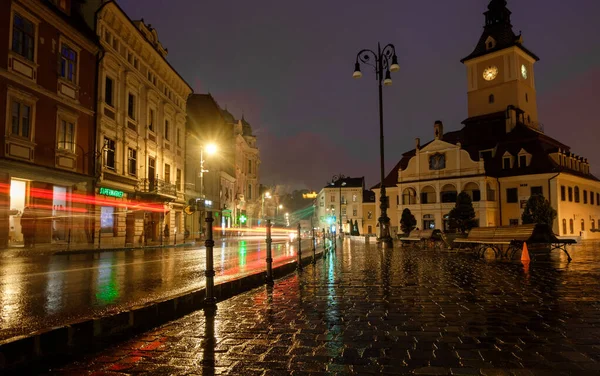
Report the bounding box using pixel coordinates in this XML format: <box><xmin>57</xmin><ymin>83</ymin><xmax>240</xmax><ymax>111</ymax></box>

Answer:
<box><xmin>461</xmin><ymin>0</ymin><xmax>540</xmax><ymax>129</ymax></box>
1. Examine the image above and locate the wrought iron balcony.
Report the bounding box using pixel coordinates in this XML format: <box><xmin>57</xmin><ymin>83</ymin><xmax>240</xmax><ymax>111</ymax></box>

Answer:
<box><xmin>138</xmin><ymin>177</ymin><xmax>178</xmax><ymax>199</ymax></box>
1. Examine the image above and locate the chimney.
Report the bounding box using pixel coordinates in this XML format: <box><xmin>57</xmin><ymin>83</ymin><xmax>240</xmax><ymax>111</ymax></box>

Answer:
<box><xmin>415</xmin><ymin>138</ymin><xmax>420</xmax><ymax>150</ymax></box>
<box><xmin>434</xmin><ymin>121</ymin><xmax>443</xmax><ymax>140</ymax></box>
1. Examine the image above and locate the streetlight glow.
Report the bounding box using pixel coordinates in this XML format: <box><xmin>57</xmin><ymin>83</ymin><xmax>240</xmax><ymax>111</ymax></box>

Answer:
<box><xmin>205</xmin><ymin>143</ymin><xmax>218</xmax><ymax>155</ymax></box>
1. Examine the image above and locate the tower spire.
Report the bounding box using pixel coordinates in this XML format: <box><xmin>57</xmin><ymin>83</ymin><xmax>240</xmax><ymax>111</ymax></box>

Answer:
<box><xmin>484</xmin><ymin>0</ymin><xmax>512</xmax><ymax>28</ymax></box>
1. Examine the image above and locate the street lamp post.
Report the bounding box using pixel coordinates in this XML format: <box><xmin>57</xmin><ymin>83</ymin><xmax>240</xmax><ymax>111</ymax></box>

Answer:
<box><xmin>199</xmin><ymin>143</ymin><xmax>217</xmax><ymax>238</ymax></box>
<box><xmin>353</xmin><ymin>42</ymin><xmax>400</xmax><ymax>248</ymax></box>
<box><xmin>331</xmin><ymin>174</ymin><xmax>346</xmax><ymax>239</ymax></box>
<box><xmin>261</xmin><ymin>191</ymin><xmax>271</xmax><ymax>224</ymax></box>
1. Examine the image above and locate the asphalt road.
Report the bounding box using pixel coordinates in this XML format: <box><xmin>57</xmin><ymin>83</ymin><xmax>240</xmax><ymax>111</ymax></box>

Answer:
<box><xmin>0</xmin><ymin>236</ymin><xmax>315</xmax><ymax>341</ymax></box>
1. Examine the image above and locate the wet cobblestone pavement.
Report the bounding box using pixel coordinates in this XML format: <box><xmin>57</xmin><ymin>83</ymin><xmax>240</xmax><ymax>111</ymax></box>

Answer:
<box><xmin>49</xmin><ymin>240</ymin><xmax>600</xmax><ymax>375</ymax></box>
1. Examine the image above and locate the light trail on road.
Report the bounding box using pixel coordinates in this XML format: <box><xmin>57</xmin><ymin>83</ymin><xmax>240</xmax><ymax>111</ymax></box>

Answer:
<box><xmin>0</xmin><ymin>236</ymin><xmax>318</xmax><ymax>341</ymax></box>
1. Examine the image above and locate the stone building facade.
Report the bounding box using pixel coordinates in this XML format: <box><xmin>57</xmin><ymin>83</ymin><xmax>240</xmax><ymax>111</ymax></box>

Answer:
<box><xmin>93</xmin><ymin>1</ymin><xmax>192</xmax><ymax>246</ymax></box>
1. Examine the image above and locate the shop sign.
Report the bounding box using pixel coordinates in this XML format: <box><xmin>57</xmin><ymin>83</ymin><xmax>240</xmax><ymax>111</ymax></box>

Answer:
<box><xmin>99</xmin><ymin>187</ymin><xmax>124</xmax><ymax>198</ymax></box>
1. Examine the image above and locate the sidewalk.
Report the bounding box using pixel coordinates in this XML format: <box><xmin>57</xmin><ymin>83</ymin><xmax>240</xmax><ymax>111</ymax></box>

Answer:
<box><xmin>47</xmin><ymin>239</ymin><xmax>600</xmax><ymax>375</ymax></box>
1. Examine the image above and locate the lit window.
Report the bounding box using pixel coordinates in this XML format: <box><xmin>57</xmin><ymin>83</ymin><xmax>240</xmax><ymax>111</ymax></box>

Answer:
<box><xmin>57</xmin><ymin>119</ymin><xmax>75</xmax><ymax>152</ymax></box>
<box><xmin>12</xmin><ymin>13</ymin><xmax>35</xmax><ymax>61</ymax></box>
<box><xmin>60</xmin><ymin>44</ymin><xmax>77</xmax><ymax>82</ymax></box>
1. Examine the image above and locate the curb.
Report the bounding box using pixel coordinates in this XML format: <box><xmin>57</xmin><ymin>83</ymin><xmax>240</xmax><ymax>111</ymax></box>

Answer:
<box><xmin>0</xmin><ymin>247</ymin><xmax>327</xmax><ymax>371</ymax></box>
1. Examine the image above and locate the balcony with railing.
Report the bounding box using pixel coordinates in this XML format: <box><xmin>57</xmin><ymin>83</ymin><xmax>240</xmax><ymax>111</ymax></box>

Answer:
<box><xmin>137</xmin><ymin>176</ymin><xmax>180</xmax><ymax>201</ymax></box>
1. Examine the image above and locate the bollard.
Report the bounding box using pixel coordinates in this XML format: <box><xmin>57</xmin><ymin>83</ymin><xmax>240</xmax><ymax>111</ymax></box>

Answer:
<box><xmin>67</xmin><ymin>228</ymin><xmax>71</xmax><ymax>251</ymax></box>
<box><xmin>174</xmin><ymin>232</ymin><xmax>177</xmax><ymax>246</ymax></box>
<box><xmin>265</xmin><ymin>220</ymin><xmax>274</xmax><ymax>285</ymax></box>
<box><xmin>311</xmin><ymin>224</ymin><xmax>316</xmax><ymax>265</ymax></box>
<box><xmin>297</xmin><ymin>223</ymin><xmax>302</xmax><ymax>271</ymax></box>
<box><xmin>98</xmin><ymin>228</ymin><xmax>102</xmax><ymax>249</ymax></box>
<box><xmin>204</xmin><ymin>211</ymin><xmax>217</xmax><ymax>313</ymax></box>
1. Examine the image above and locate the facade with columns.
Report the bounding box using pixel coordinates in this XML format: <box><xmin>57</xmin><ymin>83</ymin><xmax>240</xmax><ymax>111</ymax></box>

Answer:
<box><xmin>94</xmin><ymin>1</ymin><xmax>192</xmax><ymax>246</ymax></box>
<box><xmin>373</xmin><ymin>0</ymin><xmax>600</xmax><ymax>240</ymax></box>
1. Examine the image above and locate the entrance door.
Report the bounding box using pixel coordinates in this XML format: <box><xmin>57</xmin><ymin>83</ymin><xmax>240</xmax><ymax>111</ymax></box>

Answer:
<box><xmin>52</xmin><ymin>186</ymin><xmax>68</xmax><ymax>242</ymax></box>
<box><xmin>148</xmin><ymin>157</ymin><xmax>156</xmax><ymax>191</ymax></box>
<box><xmin>125</xmin><ymin>211</ymin><xmax>135</xmax><ymax>245</ymax></box>
<box><xmin>9</xmin><ymin>179</ymin><xmax>27</xmax><ymax>244</ymax></box>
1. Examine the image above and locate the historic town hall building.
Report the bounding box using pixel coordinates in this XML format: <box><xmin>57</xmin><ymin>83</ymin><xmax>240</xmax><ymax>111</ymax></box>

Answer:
<box><xmin>373</xmin><ymin>0</ymin><xmax>600</xmax><ymax>240</ymax></box>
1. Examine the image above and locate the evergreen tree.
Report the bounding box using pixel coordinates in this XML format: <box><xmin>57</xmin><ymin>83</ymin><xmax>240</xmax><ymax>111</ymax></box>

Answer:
<box><xmin>522</xmin><ymin>194</ymin><xmax>557</xmax><ymax>226</ymax></box>
<box><xmin>448</xmin><ymin>192</ymin><xmax>477</xmax><ymax>234</ymax></box>
<box><xmin>354</xmin><ymin>219</ymin><xmax>360</xmax><ymax>235</ymax></box>
<box><xmin>400</xmin><ymin>208</ymin><xmax>417</xmax><ymax>234</ymax></box>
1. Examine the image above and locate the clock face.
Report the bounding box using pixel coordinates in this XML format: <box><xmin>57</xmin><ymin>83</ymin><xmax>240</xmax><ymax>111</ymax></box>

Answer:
<box><xmin>483</xmin><ymin>66</ymin><xmax>498</xmax><ymax>81</ymax></box>
<box><xmin>521</xmin><ymin>64</ymin><xmax>528</xmax><ymax>79</ymax></box>
<box><xmin>429</xmin><ymin>153</ymin><xmax>446</xmax><ymax>170</ymax></box>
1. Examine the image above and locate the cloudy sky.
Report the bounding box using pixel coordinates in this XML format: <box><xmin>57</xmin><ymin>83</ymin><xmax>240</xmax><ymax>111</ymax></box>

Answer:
<box><xmin>117</xmin><ymin>0</ymin><xmax>600</xmax><ymax>190</ymax></box>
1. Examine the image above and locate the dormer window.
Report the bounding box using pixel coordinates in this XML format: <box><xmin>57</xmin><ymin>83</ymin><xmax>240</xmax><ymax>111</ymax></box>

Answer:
<box><xmin>518</xmin><ymin>149</ymin><xmax>531</xmax><ymax>168</ymax></box>
<box><xmin>502</xmin><ymin>152</ymin><xmax>514</xmax><ymax>169</ymax></box>
<box><xmin>485</xmin><ymin>36</ymin><xmax>496</xmax><ymax>50</ymax></box>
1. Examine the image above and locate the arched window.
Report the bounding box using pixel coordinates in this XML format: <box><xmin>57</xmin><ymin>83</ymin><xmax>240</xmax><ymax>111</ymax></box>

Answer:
<box><xmin>574</xmin><ymin>186</ymin><xmax>580</xmax><ymax>203</ymax></box>
<box><xmin>489</xmin><ymin>94</ymin><xmax>495</xmax><ymax>104</ymax></box>
<box><xmin>402</xmin><ymin>188</ymin><xmax>417</xmax><ymax>205</ymax></box>
<box><xmin>463</xmin><ymin>182</ymin><xmax>481</xmax><ymax>202</ymax></box>
<box><xmin>562</xmin><ymin>219</ymin><xmax>567</xmax><ymax>235</ymax></box>
<box><xmin>570</xmin><ymin>219</ymin><xmax>574</xmax><ymax>234</ymax></box>
<box><xmin>420</xmin><ymin>186</ymin><xmax>436</xmax><ymax>204</ymax></box>
<box><xmin>581</xmin><ymin>219</ymin><xmax>585</xmax><ymax>232</ymax></box>
<box><xmin>441</xmin><ymin>184</ymin><xmax>458</xmax><ymax>203</ymax></box>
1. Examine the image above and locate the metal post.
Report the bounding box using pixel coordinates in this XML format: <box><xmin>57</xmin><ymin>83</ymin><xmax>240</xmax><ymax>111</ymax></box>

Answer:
<box><xmin>311</xmin><ymin>217</ymin><xmax>316</xmax><ymax>264</ymax></box>
<box><xmin>67</xmin><ymin>229</ymin><xmax>71</xmax><ymax>251</ymax></box>
<box><xmin>174</xmin><ymin>232</ymin><xmax>177</xmax><ymax>245</ymax></box>
<box><xmin>204</xmin><ymin>211</ymin><xmax>217</xmax><ymax>313</ymax></box>
<box><xmin>265</xmin><ymin>219</ymin><xmax>273</xmax><ymax>285</ymax></box>
<box><xmin>297</xmin><ymin>222</ymin><xmax>302</xmax><ymax>270</ymax></box>
<box><xmin>98</xmin><ymin>228</ymin><xmax>101</xmax><ymax>249</ymax></box>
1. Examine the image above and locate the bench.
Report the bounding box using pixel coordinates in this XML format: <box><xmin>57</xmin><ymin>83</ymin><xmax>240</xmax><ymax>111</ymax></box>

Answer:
<box><xmin>453</xmin><ymin>224</ymin><xmax>574</xmax><ymax>261</ymax></box>
<box><xmin>401</xmin><ymin>229</ymin><xmax>444</xmax><ymax>250</ymax></box>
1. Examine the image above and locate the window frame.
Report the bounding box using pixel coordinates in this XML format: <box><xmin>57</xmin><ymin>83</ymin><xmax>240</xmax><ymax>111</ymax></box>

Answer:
<box><xmin>6</xmin><ymin>87</ymin><xmax>37</xmax><ymax>142</ymax></box>
<box><xmin>58</xmin><ymin>38</ymin><xmax>80</xmax><ymax>85</ymax></box>
<box><xmin>560</xmin><ymin>186</ymin><xmax>566</xmax><ymax>201</ymax></box>
<box><xmin>56</xmin><ymin>107</ymin><xmax>78</xmax><ymax>153</ymax></box>
<box><xmin>164</xmin><ymin>163</ymin><xmax>171</xmax><ymax>183</ymax></box>
<box><xmin>104</xmin><ymin>76</ymin><xmax>115</xmax><ymax>107</ymax></box>
<box><xmin>127</xmin><ymin>147</ymin><xmax>137</xmax><ymax>176</ymax></box>
<box><xmin>127</xmin><ymin>92</ymin><xmax>137</xmax><ymax>120</ymax></box>
<box><xmin>103</xmin><ymin>136</ymin><xmax>116</xmax><ymax>170</ymax></box>
<box><xmin>164</xmin><ymin>119</ymin><xmax>170</xmax><ymax>141</ymax></box>
<box><xmin>10</xmin><ymin>9</ymin><xmax>38</xmax><ymax>62</ymax></box>
<box><xmin>506</xmin><ymin>188</ymin><xmax>518</xmax><ymax>203</ymax></box>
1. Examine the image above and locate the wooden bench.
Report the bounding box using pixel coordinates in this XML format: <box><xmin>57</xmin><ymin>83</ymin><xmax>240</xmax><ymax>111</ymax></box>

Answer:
<box><xmin>453</xmin><ymin>224</ymin><xmax>574</xmax><ymax>261</ymax></box>
<box><xmin>401</xmin><ymin>229</ymin><xmax>443</xmax><ymax>250</ymax></box>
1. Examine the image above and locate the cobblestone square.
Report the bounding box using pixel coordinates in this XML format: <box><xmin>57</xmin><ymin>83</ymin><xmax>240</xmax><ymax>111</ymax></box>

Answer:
<box><xmin>48</xmin><ymin>241</ymin><xmax>600</xmax><ymax>375</ymax></box>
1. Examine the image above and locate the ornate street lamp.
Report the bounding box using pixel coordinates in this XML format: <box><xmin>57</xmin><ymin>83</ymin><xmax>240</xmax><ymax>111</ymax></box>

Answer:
<box><xmin>353</xmin><ymin>43</ymin><xmax>399</xmax><ymax>248</ymax></box>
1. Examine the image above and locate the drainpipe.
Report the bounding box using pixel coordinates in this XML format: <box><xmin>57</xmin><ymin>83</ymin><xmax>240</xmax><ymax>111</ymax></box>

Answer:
<box><xmin>548</xmin><ymin>171</ymin><xmax>561</xmax><ymax>233</ymax></box>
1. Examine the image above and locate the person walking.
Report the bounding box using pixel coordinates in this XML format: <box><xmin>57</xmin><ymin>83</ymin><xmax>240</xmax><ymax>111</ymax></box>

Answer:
<box><xmin>21</xmin><ymin>206</ymin><xmax>36</xmax><ymax>247</ymax></box>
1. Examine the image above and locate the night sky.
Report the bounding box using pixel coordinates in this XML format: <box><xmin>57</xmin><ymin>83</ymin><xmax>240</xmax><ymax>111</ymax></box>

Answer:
<box><xmin>118</xmin><ymin>0</ymin><xmax>600</xmax><ymax>191</ymax></box>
